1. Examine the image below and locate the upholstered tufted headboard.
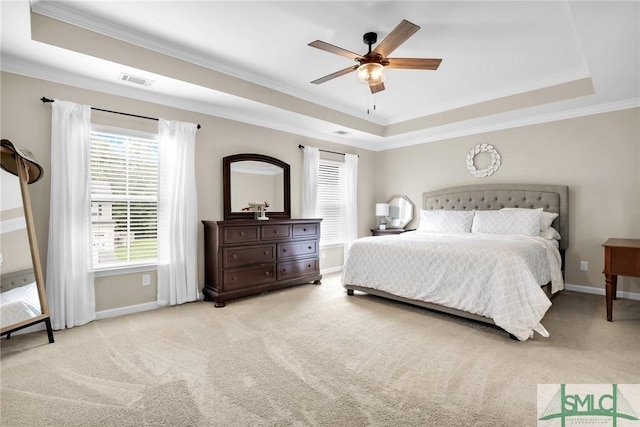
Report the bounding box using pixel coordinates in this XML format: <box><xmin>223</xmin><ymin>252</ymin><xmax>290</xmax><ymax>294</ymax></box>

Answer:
<box><xmin>1</xmin><ymin>268</ymin><xmax>36</xmax><ymax>293</ymax></box>
<box><xmin>422</xmin><ymin>184</ymin><xmax>569</xmax><ymax>251</ymax></box>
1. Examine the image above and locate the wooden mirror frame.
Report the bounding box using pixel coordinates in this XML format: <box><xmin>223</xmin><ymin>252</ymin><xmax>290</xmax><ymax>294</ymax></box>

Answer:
<box><xmin>223</xmin><ymin>153</ymin><xmax>291</xmax><ymax>220</ymax></box>
<box><xmin>0</xmin><ymin>154</ymin><xmax>54</xmax><ymax>343</ymax></box>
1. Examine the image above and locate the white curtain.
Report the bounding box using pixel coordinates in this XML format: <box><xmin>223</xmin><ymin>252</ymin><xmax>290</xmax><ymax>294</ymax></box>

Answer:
<box><xmin>343</xmin><ymin>154</ymin><xmax>358</xmax><ymax>260</ymax></box>
<box><xmin>47</xmin><ymin>99</ymin><xmax>95</xmax><ymax>330</ymax></box>
<box><xmin>157</xmin><ymin>119</ymin><xmax>198</xmax><ymax>306</ymax></box>
<box><xmin>301</xmin><ymin>146</ymin><xmax>319</xmax><ymax>218</ymax></box>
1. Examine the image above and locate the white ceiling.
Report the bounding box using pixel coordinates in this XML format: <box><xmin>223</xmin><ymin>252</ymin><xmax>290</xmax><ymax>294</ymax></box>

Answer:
<box><xmin>1</xmin><ymin>1</ymin><xmax>638</xmax><ymax>151</ymax></box>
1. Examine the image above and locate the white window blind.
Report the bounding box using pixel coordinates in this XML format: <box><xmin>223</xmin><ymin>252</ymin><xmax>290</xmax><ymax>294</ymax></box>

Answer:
<box><xmin>317</xmin><ymin>159</ymin><xmax>345</xmax><ymax>246</ymax></box>
<box><xmin>90</xmin><ymin>128</ymin><xmax>158</xmax><ymax>268</ymax></box>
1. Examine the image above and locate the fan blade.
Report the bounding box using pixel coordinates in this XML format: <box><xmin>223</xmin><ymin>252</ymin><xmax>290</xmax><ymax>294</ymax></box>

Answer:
<box><xmin>370</xmin><ymin>82</ymin><xmax>385</xmax><ymax>94</ymax></box>
<box><xmin>311</xmin><ymin>65</ymin><xmax>359</xmax><ymax>84</ymax></box>
<box><xmin>373</xmin><ymin>20</ymin><xmax>420</xmax><ymax>58</ymax></box>
<box><xmin>385</xmin><ymin>58</ymin><xmax>442</xmax><ymax>70</ymax></box>
<box><xmin>308</xmin><ymin>40</ymin><xmax>363</xmax><ymax>60</ymax></box>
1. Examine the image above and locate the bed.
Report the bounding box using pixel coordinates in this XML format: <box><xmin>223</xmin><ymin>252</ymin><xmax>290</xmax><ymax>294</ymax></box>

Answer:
<box><xmin>0</xmin><ymin>268</ymin><xmax>42</xmax><ymax>329</ymax></box>
<box><xmin>342</xmin><ymin>184</ymin><xmax>569</xmax><ymax>341</ymax></box>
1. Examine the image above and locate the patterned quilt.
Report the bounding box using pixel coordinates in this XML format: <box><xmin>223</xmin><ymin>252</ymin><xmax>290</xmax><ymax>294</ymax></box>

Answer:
<box><xmin>341</xmin><ymin>232</ymin><xmax>564</xmax><ymax>341</ymax></box>
<box><xmin>0</xmin><ymin>282</ymin><xmax>41</xmax><ymax>329</ymax></box>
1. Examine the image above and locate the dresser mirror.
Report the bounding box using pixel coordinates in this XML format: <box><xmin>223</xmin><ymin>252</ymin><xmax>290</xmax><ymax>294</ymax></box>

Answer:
<box><xmin>386</xmin><ymin>195</ymin><xmax>414</xmax><ymax>229</ymax></box>
<box><xmin>223</xmin><ymin>153</ymin><xmax>291</xmax><ymax>220</ymax></box>
<box><xmin>1</xmin><ymin>140</ymin><xmax>54</xmax><ymax>343</ymax></box>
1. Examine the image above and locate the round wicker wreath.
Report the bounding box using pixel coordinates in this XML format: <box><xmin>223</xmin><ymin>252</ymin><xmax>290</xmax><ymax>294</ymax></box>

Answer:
<box><xmin>466</xmin><ymin>144</ymin><xmax>501</xmax><ymax>178</ymax></box>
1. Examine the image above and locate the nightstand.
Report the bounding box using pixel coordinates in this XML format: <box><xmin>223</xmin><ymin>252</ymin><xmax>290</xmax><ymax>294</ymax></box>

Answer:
<box><xmin>602</xmin><ymin>238</ymin><xmax>640</xmax><ymax>321</ymax></box>
<box><xmin>370</xmin><ymin>228</ymin><xmax>414</xmax><ymax>236</ymax></box>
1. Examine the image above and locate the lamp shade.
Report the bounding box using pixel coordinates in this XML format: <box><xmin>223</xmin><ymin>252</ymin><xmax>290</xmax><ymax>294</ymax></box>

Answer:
<box><xmin>356</xmin><ymin>63</ymin><xmax>385</xmax><ymax>85</ymax></box>
<box><xmin>375</xmin><ymin>203</ymin><xmax>390</xmax><ymax>217</ymax></box>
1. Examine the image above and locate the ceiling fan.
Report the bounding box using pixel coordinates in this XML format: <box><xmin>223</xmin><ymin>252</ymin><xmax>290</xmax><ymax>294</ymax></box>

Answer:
<box><xmin>308</xmin><ymin>19</ymin><xmax>442</xmax><ymax>94</ymax></box>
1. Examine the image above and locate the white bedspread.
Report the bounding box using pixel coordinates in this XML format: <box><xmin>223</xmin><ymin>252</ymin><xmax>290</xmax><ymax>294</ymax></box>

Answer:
<box><xmin>0</xmin><ymin>282</ymin><xmax>42</xmax><ymax>329</ymax></box>
<box><xmin>341</xmin><ymin>232</ymin><xmax>564</xmax><ymax>341</ymax></box>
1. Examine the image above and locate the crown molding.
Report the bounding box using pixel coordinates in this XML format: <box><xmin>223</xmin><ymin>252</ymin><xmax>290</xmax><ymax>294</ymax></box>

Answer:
<box><xmin>3</xmin><ymin>55</ymin><xmax>636</xmax><ymax>153</ymax></box>
<box><xmin>29</xmin><ymin>2</ymin><xmax>370</xmax><ymax>122</ymax></box>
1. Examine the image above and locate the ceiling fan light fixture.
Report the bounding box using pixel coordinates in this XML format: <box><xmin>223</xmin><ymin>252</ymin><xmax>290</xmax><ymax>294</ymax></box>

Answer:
<box><xmin>356</xmin><ymin>63</ymin><xmax>384</xmax><ymax>85</ymax></box>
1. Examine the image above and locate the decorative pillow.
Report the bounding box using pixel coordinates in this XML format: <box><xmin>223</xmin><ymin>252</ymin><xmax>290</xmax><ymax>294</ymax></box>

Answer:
<box><xmin>418</xmin><ymin>209</ymin><xmax>475</xmax><ymax>233</ymax></box>
<box><xmin>471</xmin><ymin>209</ymin><xmax>542</xmax><ymax>236</ymax></box>
<box><xmin>539</xmin><ymin>227</ymin><xmax>561</xmax><ymax>240</ymax></box>
<box><xmin>501</xmin><ymin>207</ymin><xmax>559</xmax><ymax>231</ymax></box>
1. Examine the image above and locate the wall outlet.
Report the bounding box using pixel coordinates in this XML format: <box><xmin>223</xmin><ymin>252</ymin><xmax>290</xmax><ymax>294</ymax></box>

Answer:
<box><xmin>142</xmin><ymin>274</ymin><xmax>151</xmax><ymax>286</ymax></box>
<box><xmin>580</xmin><ymin>261</ymin><xmax>588</xmax><ymax>271</ymax></box>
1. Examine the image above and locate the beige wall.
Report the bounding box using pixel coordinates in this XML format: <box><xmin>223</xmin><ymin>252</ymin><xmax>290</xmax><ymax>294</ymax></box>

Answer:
<box><xmin>376</xmin><ymin>108</ymin><xmax>640</xmax><ymax>293</ymax></box>
<box><xmin>0</xmin><ymin>71</ymin><xmax>376</xmax><ymax>310</ymax></box>
<box><xmin>230</xmin><ymin>170</ymin><xmax>283</xmax><ymax>212</ymax></box>
<box><xmin>0</xmin><ymin>228</ymin><xmax>33</xmax><ymax>273</ymax></box>
<box><xmin>3</xmin><ymin>70</ymin><xmax>637</xmax><ymax>311</ymax></box>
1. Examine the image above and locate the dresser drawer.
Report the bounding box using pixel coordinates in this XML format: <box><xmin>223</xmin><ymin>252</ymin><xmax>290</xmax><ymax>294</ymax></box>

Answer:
<box><xmin>261</xmin><ymin>224</ymin><xmax>291</xmax><ymax>240</ymax></box>
<box><xmin>223</xmin><ymin>265</ymin><xmax>276</xmax><ymax>290</ymax></box>
<box><xmin>277</xmin><ymin>240</ymin><xmax>318</xmax><ymax>261</ymax></box>
<box><xmin>222</xmin><ymin>226</ymin><xmax>260</xmax><ymax>244</ymax></box>
<box><xmin>278</xmin><ymin>259</ymin><xmax>319</xmax><ymax>280</ymax></box>
<box><xmin>202</xmin><ymin>218</ymin><xmax>322</xmax><ymax>307</ymax></box>
<box><xmin>292</xmin><ymin>223</ymin><xmax>319</xmax><ymax>238</ymax></box>
<box><xmin>222</xmin><ymin>245</ymin><xmax>275</xmax><ymax>268</ymax></box>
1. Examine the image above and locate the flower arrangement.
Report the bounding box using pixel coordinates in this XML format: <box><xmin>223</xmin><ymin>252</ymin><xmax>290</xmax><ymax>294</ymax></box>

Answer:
<box><xmin>242</xmin><ymin>201</ymin><xmax>270</xmax><ymax>220</ymax></box>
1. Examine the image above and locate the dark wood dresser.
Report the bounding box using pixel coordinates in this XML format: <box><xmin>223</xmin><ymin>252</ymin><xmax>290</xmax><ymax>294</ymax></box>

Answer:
<box><xmin>202</xmin><ymin>218</ymin><xmax>322</xmax><ymax>307</ymax></box>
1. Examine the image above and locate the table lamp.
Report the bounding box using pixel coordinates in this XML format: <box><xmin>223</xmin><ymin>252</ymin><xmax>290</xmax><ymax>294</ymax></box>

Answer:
<box><xmin>375</xmin><ymin>203</ymin><xmax>390</xmax><ymax>230</ymax></box>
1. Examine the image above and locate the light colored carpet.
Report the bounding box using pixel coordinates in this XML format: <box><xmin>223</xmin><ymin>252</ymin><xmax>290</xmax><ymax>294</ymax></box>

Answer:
<box><xmin>1</xmin><ymin>272</ymin><xmax>639</xmax><ymax>426</ymax></box>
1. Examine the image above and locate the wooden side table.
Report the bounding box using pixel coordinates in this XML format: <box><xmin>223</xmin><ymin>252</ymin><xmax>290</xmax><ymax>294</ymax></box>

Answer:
<box><xmin>602</xmin><ymin>238</ymin><xmax>640</xmax><ymax>321</ymax></box>
<box><xmin>370</xmin><ymin>228</ymin><xmax>414</xmax><ymax>236</ymax></box>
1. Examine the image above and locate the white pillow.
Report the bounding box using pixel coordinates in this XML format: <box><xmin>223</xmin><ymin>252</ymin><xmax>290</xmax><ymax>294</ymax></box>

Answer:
<box><xmin>501</xmin><ymin>207</ymin><xmax>559</xmax><ymax>231</ymax></box>
<box><xmin>418</xmin><ymin>209</ymin><xmax>475</xmax><ymax>233</ymax></box>
<box><xmin>471</xmin><ymin>209</ymin><xmax>542</xmax><ymax>236</ymax></box>
<box><xmin>539</xmin><ymin>227</ymin><xmax>561</xmax><ymax>240</ymax></box>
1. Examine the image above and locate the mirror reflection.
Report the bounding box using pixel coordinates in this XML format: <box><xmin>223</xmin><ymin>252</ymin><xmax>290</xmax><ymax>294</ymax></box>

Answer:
<box><xmin>0</xmin><ymin>168</ymin><xmax>41</xmax><ymax>329</ymax></box>
<box><xmin>386</xmin><ymin>195</ymin><xmax>414</xmax><ymax>229</ymax></box>
<box><xmin>223</xmin><ymin>154</ymin><xmax>291</xmax><ymax>220</ymax></box>
<box><xmin>230</xmin><ymin>161</ymin><xmax>284</xmax><ymax>212</ymax></box>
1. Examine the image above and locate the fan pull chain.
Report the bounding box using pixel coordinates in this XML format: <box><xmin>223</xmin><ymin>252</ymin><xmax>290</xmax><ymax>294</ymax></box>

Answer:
<box><xmin>366</xmin><ymin>93</ymin><xmax>377</xmax><ymax>115</ymax></box>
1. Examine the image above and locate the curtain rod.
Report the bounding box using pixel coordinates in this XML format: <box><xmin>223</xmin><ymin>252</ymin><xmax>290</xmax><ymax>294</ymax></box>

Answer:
<box><xmin>298</xmin><ymin>144</ymin><xmax>358</xmax><ymax>157</ymax></box>
<box><xmin>40</xmin><ymin>97</ymin><xmax>201</xmax><ymax>130</ymax></box>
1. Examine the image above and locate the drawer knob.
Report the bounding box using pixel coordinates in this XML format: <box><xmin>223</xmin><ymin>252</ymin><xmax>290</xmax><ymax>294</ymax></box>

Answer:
<box><xmin>240</xmin><ymin>231</ymin><xmax>245</xmax><ymax>236</ymax></box>
<box><xmin>273</xmin><ymin>230</ymin><xmax>278</xmax><ymax>234</ymax></box>
<box><xmin>232</xmin><ymin>276</ymin><xmax>237</xmax><ymax>281</ymax></box>
<box><xmin>232</xmin><ymin>254</ymin><xmax>237</xmax><ymax>259</ymax></box>
<box><xmin>265</xmin><ymin>271</ymin><xmax>270</xmax><ymax>276</ymax></box>
<box><xmin>263</xmin><ymin>251</ymin><xmax>269</xmax><ymax>255</ymax></box>
<box><xmin>282</xmin><ymin>248</ymin><xmax>287</xmax><ymax>253</ymax></box>
<box><xmin>308</xmin><ymin>246</ymin><xmax>312</xmax><ymax>250</ymax></box>
<box><xmin>282</xmin><ymin>269</ymin><xmax>286</xmax><ymax>273</ymax></box>
<box><xmin>308</xmin><ymin>264</ymin><xmax>311</xmax><ymax>268</ymax></box>
<box><xmin>303</xmin><ymin>228</ymin><xmax>307</xmax><ymax>232</ymax></box>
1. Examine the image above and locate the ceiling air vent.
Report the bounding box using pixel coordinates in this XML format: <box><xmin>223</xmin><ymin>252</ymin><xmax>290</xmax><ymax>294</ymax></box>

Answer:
<box><xmin>119</xmin><ymin>73</ymin><xmax>155</xmax><ymax>87</ymax></box>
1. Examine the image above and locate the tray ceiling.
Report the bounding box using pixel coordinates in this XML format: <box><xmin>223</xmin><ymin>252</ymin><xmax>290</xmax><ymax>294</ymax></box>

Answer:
<box><xmin>1</xmin><ymin>1</ymin><xmax>638</xmax><ymax>150</ymax></box>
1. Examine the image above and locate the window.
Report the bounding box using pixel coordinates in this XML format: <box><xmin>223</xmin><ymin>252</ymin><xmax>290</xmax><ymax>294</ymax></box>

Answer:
<box><xmin>90</xmin><ymin>127</ymin><xmax>158</xmax><ymax>268</ymax></box>
<box><xmin>316</xmin><ymin>159</ymin><xmax>345</xmax><ymax>246</ymax></box>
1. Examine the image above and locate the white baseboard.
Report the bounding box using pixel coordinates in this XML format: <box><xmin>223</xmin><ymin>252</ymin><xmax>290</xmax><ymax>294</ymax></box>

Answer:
<box><xmin>11</xmin><ymin>279</ymin><xmax>634</xmax><ymax>338</ymax></box>
<box><xmin>321</xmin><ymin>266</ymin><xmax>342</xmax><ymax>275</ymax></box>
<box><xmin>95</xmin><ymin>301</ymin><xmax>160</xmax><ymax>320</ymax></box>
<box><xmin>564</xmin><ymin>283</ymin><xmax>640</xmax><ymax>301</ymax></box>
